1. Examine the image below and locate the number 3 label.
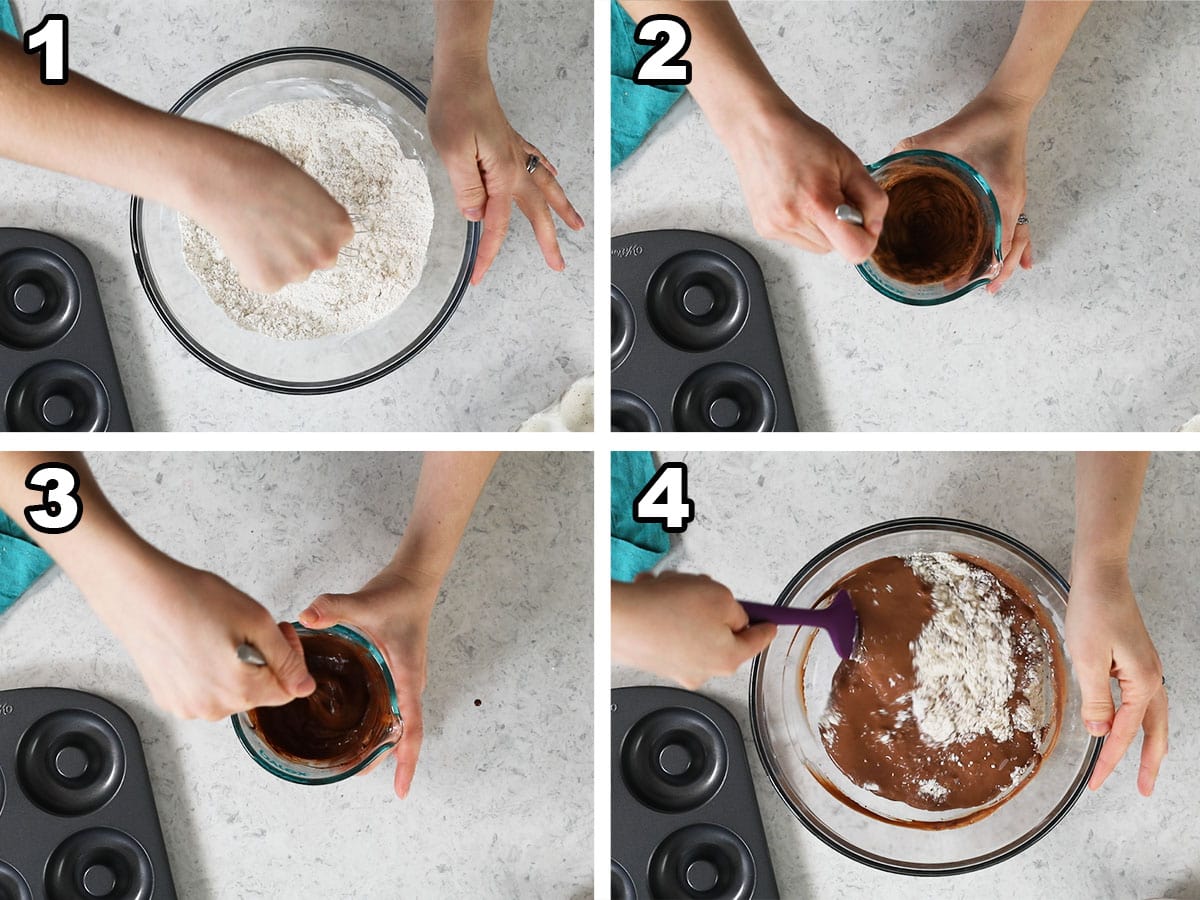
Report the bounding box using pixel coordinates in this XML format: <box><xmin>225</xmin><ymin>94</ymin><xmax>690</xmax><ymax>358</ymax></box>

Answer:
<box><xmin>633</xmin><ymin>15</ymin><xmax>692</xmax><ymax>86</ymax></box>
<box><xmin>633</xmin><ymin>462</ymin><xmax>695</xmax><ymax>533</ymax></box>
<box><xmin>24</xmin><ymin>463</ymin><xmax>82</xmax><ymax>535</ymax></box>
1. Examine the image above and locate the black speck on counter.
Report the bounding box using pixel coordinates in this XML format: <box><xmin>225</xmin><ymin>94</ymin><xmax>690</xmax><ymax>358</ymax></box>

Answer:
<box><xmin>473</xmin><ymin>699</ymin><xmax>482</xmax><ymax>707</ymax></box>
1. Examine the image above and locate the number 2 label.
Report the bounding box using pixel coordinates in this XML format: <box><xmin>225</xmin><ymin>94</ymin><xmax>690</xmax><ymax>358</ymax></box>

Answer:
<box><xmin>633</xmin><ymin>462</ymin><xmax>695</xmax><ymax>533</ymax></box>
<box><xmin>633</xmin><ymin>15</ymin><xmax>692</xmax><ymax>86</ymax></box>
<box><xmin>24</xmin><ymin>462</ymin><xmax>82</xmax><ymax>535</ymax></box>
<box><xmin>24</xmin><ymin>14</ymin><xmax>69</xmax><ymax>85</ymax></box>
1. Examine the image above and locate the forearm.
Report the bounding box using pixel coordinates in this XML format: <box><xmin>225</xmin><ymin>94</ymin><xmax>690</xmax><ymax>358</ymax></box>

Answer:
<box><xmin>0</xmin><ymin>452</ymin><xmax>160</xmax><ymax>601</ymax></box>
<box><xmin>619</xmin><ymin>1</ymin><xmax>793</xmax><ymax>139</ymax></box>
<box><xmin>389</xmin><ymin>452</ymin><xmax>500</xmax><ymax>585</ymax></box>
<box><xmin>1073</xmin><ymin>451</ymin><xmax>1149</xmax><ymax>571</ymax></box>
<box><xmin>0</xmin><ymin>36</ymin><xmax>226</xmax><ymax>209</ymax></box>
<box><xmin>433</xmin><ymin>0</ymin><xmax>494</xmax><ymax>82</ymax></box>
<box><xmin>611</xmin><ymin>581</ymin><xmax>649</xmax><ymax>666</ymax></box>
<box><xmin>985</xmin><ymin>1</ymin><xmax>1091</xmax><ymax>113</ymax></box>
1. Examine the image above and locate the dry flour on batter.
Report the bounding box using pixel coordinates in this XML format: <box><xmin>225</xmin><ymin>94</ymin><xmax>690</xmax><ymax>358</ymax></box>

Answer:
<box><xmin>181</xmin><ymin>99</ymin><xmax>435</xmax><ymax>340</ymax></box>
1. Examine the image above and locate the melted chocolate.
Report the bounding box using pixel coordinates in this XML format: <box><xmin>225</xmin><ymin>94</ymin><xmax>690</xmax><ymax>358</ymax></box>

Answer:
<box><xmin>248</xmin><ymin>631</ymin><xmax>394</xmax><ymax>765</ymax></box>
<box><xmin>811</xmin><ymin>555</ymin><xmax>1063</xmax><ymax>821</ymax></box>
<box><xmin>871</xmin><ymin>164</ymin><xmax>988</xmax><ymax>286</ymax></box>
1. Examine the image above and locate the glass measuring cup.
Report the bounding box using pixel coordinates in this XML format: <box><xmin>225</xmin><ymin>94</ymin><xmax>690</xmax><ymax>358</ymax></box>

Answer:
<box><xmin>855</xmin><ymin>150</ymin><xmax>1003</xmax><ymax>306</ymax></box>
<box><xmin>231</xmin><ymin>623</ymin><xmax>403</xmax><ymax>785</ymax></box>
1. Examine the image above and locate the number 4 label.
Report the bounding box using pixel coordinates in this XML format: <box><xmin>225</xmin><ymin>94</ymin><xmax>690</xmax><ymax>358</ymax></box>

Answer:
<box><xmin>632</xmin><ymin>15</ymin><xmax>692</xmax><ymax>86</ymax></box>
<box><xmin>24</xmin><ymin>462</ymin><xmax>82</xmax><ymax>535</ymax></box>
<box><xmin>633</xmin><ymin>462</ymin><xmax>695</xmax><ymax>534</ymax></box>
<box><xmin>24</xmin><ymin>14</ymin><xmax>69</xmax><ymax>85</ymax></box>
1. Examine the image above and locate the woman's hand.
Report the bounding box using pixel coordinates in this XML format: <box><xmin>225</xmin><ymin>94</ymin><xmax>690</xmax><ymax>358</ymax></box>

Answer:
<box><xmin>180</xmin><ymin>126</ymin><xmax>355</xmax><ymax>293</ymax></box>
<box><xmin>300</xmin><ymin>563</ymin><xmax>440</xmax><ymax>799</ymax></box>
<box><xmin>90</xmin><ymin>552</ymin><xmax>316</xmax><ymax>721</ymax></box>
<box><xmin>612</xmin><ymin>571</ymin><xmax>777</xmax><ymax>690</ymax></box>
<box><xmin>1066</xmin><ymin>560</ymin><xmax>1167</xmax><ymax>796</ymax></box>
<box><xmin>895</xmin><ymin>89</ymin><xmax>1033</xmax><ymax>293</ymax></box>
<box><xmin>722</xmin><ymin>99</ymin><xmax>887</xmax><ymax>264</ymax></box>
<box><xmin>428</xmin><ymin>64</ymin><xmax>584</xmax><ymax>285</ymax></box>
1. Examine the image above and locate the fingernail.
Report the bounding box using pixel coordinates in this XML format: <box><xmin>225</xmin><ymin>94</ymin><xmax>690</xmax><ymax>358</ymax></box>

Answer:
<box><xmin>1086</xmin><ymin>720</ymin><xmax>1111</xmax><ymax>737</ymax></box>
<box><xmin>298</xmin><ymin>675</ymin><xmax>317</xmax><ymax>694</ymax></box>
<box><xmin>464</xmin><ymin>208</ymin><xmax>483</xmax><ymax>221</ymax></box>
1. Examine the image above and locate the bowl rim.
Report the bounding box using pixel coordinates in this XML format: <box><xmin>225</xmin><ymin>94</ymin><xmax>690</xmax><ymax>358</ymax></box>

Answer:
<box><xmin>230</xmin><ymin>621</ymin><xmax>403</xmax><ymax>786</ymax></box>
<box><xmin>747</xmin><ymin>515</ymin><xmax>1103</xmax><ymax>876</ymax></box>
<box><xmin>854</xmin><ymin>149</ymin><xmax>1004</xmax><ymax>308</ymax></box>
<box><xmin>129</xmin><ymin>46</ymin><xmax>480</xmax><ymax>395</ymax></box>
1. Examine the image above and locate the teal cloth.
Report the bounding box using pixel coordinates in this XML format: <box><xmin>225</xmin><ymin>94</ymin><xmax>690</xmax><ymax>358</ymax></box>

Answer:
<box><xmin>0</xmin><ymin>511</ymin><xmax>53</xmax><ymax>614</ymax></box>
<box><xmin>611</xmin><ymin>0</ymin><xmax>687</xmax><ymax>168</ymax></box>
<box><xmin>1</xmin><ymin>2</ymin><xmax>16</xmax><ymax>38</ymax></box>
<box><xmin>611</xmin><ymin>452</ymin><xmax>670</xmax><ymax>582</ymax></box>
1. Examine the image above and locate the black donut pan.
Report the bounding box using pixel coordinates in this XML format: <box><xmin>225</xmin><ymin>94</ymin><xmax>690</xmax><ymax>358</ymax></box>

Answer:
<box><xmin>0</xmin><ymin>229</ymin><xmax>132</xmax><ymax>432</ymax></box>
<box><xmin>0</xmin><ymin>688</ymin><xmax>176</xmax><ymax>900</ymax></box>
<box><xmin>612</xmin><ymin>686</ymin><xmax>778</xmax><ymax>900</ymax></box>
<box><xmin>611</xmin><ymin>230</ymin><xmax>797</xmax><ymax>432</ymax></box>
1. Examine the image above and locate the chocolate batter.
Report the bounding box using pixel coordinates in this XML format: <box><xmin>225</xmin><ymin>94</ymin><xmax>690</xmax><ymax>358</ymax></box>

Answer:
<box><xmin>248</xmin><ymin>631</ymin><xmax>395</xmax><ymax>766</ymax></box>
<box><xmin>871</xmin><ymin>163</ymin><xmax>989</xmax><ymax>286</ymax></box>
<box><xmin>813</xmin><ymin>555</ymin><xmax>1062</xmax><ymax>817</ymax></box>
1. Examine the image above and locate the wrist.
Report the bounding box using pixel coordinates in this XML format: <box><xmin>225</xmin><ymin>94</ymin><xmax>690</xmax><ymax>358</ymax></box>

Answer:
<box><xmin>1069</xmin><ymin>553</ymin><xmax>1130</xmax><ymax>593</ymax></box>
<box><xmin>977</xmin><ymin>81</ymin><xmax>1039</xmax><ymax>122</ymax></box>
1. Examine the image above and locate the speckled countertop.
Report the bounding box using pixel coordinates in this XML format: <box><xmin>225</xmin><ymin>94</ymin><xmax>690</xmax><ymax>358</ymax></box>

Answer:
<box><xmin>2</xmin><ymin>452</ymin><xmax>594</xmax><ymax>898</ymax></box>
<box><xmin>612</xmin><ymin>451</ymin><xmax>1200</xmax><ymax>899</ymax></box>
<box><xmin>613</xmin><ymin>1</ymin><xmax>1200</xmax><ymax>431</ymax></box>
<box><xmin>2</xmin><ymin>1</ymin><xmax>592</xmax><ymax>431</ymax></box>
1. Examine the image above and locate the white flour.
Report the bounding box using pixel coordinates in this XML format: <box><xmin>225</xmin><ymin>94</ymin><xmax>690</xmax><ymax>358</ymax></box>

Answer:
<box><xmin>181</xmin><ymin>99</ymin><xmax>434</xmax><ymax>340</ymax></box>
<box><xmin>907</xmin><ymin>552</ymin><xmax>1021</xmax><ymax>745</ymax></box>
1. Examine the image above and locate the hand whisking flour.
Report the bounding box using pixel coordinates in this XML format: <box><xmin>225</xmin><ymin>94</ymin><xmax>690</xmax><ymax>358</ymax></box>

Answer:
<box><xmin>181</xmin><ymin>99</ymin><xmax>435</xmax><ymax>340</ymax></box>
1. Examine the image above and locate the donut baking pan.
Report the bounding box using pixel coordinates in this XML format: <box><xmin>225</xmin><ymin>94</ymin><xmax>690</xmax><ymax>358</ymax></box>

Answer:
<box><xmin>611</xmin><ymin>230</ymin><xmax>797</xmax><ymax>432</ymax></box>
<box><xmin>0</xmin><ymin>229</ymin><xmax>133</xmax><ymax>431</ymax></box>
<box><xmin>0</xmin><ymin>687</ymin><xmax>176</xmax><ymax>900</ymax></box>
<box><xmin>612</xmin><ymin>686</ymin><xmax>779</xmax><ymax>900</ymax></box>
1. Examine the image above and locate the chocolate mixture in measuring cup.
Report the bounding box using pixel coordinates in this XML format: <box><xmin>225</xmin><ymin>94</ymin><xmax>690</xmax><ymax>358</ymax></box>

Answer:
<box><xmin>248</xmin><ymin>631</ymin><xmax>394</xmax><ymax>766</ymax></box>
<box><xmin>814</xmin><ymin>553</ymin><xmax>1062</xmax><ymax>815</ymax></box>
<box><xmin>871</xmin><ymin>164</ymin><xmax>988</xmax><ymax>286</ymax></box>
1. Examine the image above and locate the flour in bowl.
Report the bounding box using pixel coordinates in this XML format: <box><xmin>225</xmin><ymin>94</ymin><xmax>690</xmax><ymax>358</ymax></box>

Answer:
<box><xmin>181</xmin><ymin>98</ymin><xmax>435</xmax><ymax>340</ymax></box>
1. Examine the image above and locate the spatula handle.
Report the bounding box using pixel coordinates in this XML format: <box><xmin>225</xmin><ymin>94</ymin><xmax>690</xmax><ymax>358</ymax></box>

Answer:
<box><xmin>739</xmin><ymin>600</ymin><xmax>827</xmax><ymax>627</ymax></box>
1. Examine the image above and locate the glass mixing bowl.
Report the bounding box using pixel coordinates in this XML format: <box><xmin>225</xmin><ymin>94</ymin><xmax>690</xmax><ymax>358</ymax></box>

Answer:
<box><xmin>749</xmin><ymin>518</ymin><xmax>1100</xmax><ymax>875</ymax></box>
<box><xmin>131</xmin><ymin>48</ymin><xmax>479</xmax><ymax>393</ymax></box>
<box><xmin>855</xmin><ymin>150</ymin><xmax>1002</xmax><ymax>307</ymax></box>
<box><xmin>231</xmin><ymin>623</ymin><xmax>403</xmax><ymax>785</ymax></box>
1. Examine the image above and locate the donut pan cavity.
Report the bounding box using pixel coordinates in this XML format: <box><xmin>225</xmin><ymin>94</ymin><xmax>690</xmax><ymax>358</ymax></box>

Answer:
<box><xmin>0</xmin><ymin>229</ymin><xmax>132</xmax><ymax>432</ymax></box>
<box><xmin>611</xmin><ymin>230</ymin><xmax>797</xmax><ymax>432</ymax></box>
<box><xmin>612</xmin><ymin>686</ymin><xmax>779</xmax><ymax>900</ymax></box>
<box><xmin>0</xmin><ymin>688</ymin><xmax>176</xmax><ymax>900</ymax></box>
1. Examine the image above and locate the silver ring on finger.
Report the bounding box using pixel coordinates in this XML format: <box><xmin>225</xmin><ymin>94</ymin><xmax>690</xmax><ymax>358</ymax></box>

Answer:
<box><xmin>525</xmin><ymin>154</ymin><xmax>541</xmax><ymax>175</ymax></box>
<box><xmin>1016</xmin><ymin>213</ymin><xmax>1030</xmax><ymax>226</ymax></box>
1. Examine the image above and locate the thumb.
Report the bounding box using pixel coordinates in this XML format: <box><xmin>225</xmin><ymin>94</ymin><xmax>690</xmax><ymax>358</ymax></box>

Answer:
<box><xmin>258</xmin><ymin>621</ymin><xmax>316</xmax><ymax>698</ymax></box>
<box><xmin>299</xmin><ymin>592</ymin><xmax>348</xmax><ymax>629</ymax></box>
<box><xmin>813</xmin><ymin>175</ymin><xmax>885</xmax><ymax>265</ymax></box>
<box><xmin>442</xmin><ymin>150</ymin><xmax>488</xmax><ymax>222</ymax></box>
<box><xmin>734</xmin><ymin>622</ymin><xmax>778</xmax><ymax>661</ymax></box>
<box><xmin>1076</xmin><ymin>656</ymin><xmax>1116</xmax><ymax>736</ymax></box>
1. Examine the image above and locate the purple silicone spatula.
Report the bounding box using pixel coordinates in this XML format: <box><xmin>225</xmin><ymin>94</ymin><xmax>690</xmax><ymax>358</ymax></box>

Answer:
<box><xmin>739</xmin><ymin>589</ymin><xmax>860</xmax><ymax>660</ymax></box>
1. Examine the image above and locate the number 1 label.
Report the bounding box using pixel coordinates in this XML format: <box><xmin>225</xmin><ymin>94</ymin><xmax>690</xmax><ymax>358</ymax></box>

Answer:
<box><xmin>24</xmin><ymin>14</ymin><xmax>69</xmax><ymax>85</ymax></box>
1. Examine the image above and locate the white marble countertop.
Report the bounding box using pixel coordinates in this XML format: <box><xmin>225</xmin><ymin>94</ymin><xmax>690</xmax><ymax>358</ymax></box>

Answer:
<box><xmin>613</xmin><ymin>1</ymin><xmax>1200</xmax><ymax>432</ymax></box>
<box><xmin>613</xmin><ymin>451</ymin><xmax>1200</xmax><ymax>898</ymax></box>
<box><xmin>2</xmin><ymin>1</ymin><xmax>593</xmax><ymax>431</ymax></box>
<box><xmin>2</xmin><ymin>452</ymin><xmax>594</xmax><ymax>898</ymax></box>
